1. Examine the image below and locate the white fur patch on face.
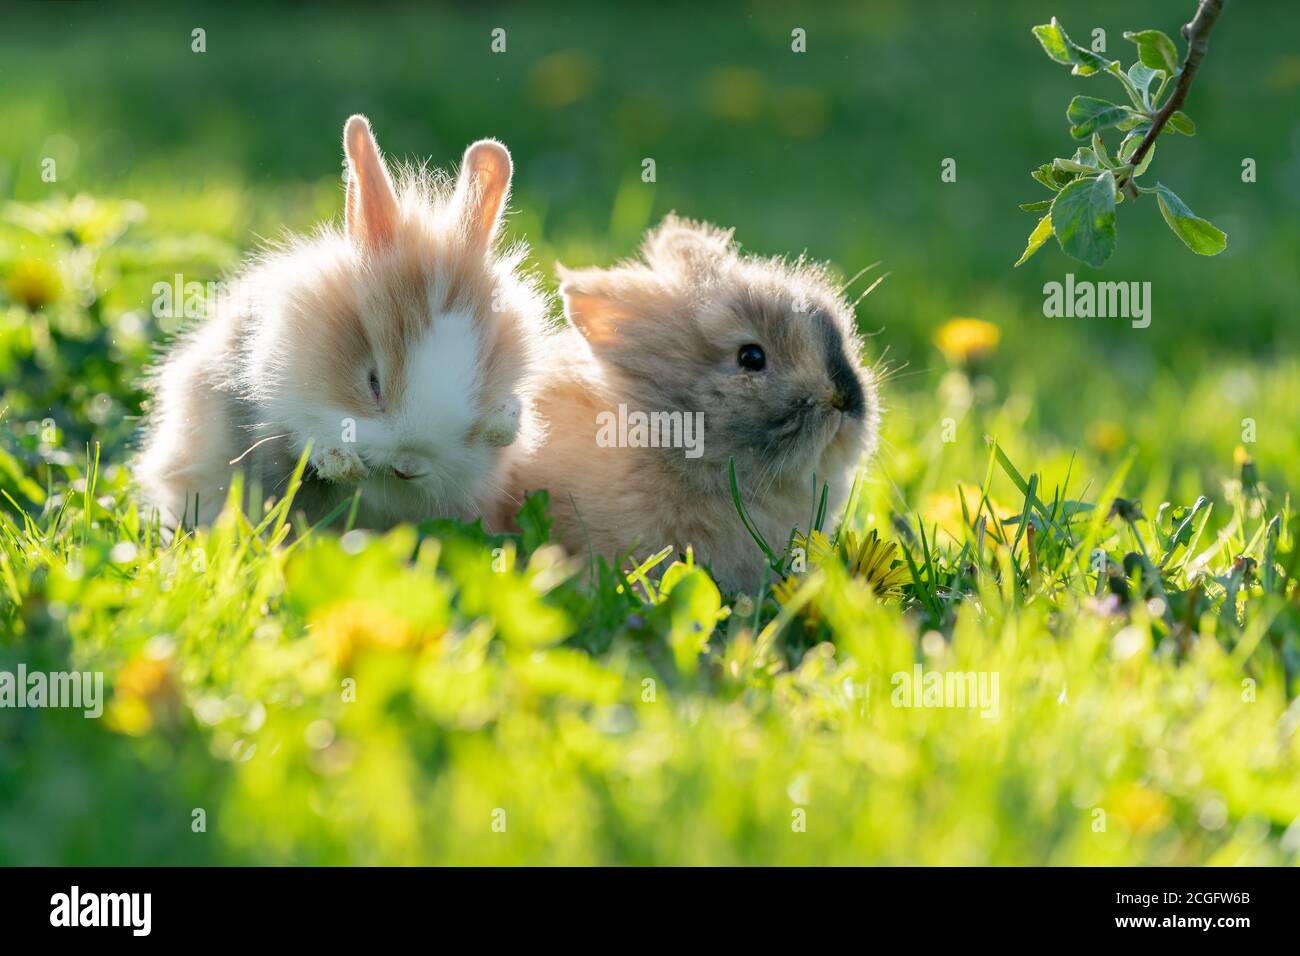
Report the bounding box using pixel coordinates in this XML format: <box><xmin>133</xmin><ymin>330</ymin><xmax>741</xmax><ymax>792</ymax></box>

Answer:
<box><xmin>400</xmin><ymin>307</ymin><xmax>481</xmax><ymax>444</ymax></box>
<box><xmin>350</xmin><ymin>303</ymin><xmax>489</xmax><ymax>503</ymax></box>
<box><xmin>351</xmin><ymin>305</ymin><xmax>494</xmax><ymax>521</ymax></box>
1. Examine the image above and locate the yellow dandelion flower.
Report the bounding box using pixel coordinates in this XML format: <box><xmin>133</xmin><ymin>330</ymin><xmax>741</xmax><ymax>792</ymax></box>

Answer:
<box><xmin>1086</xmin><ymin>421</ymin><xmax>1126</xmax><ymax>455</ymax></box>
<box><xmin>312</xmin><ymin>599</ymin><xmax>434</xmax><ymax>668</ymax></box>
<box><xmin>791</xmin><ymin>529</ymin><xmax>836</xmax><ymax>568</ymax></box>
<box><xmin>772</xmin><ymin>573</ymin><xmax>822</xmax><ymax>630</ymax></box>
<box><xmin>933</xmin><ymin>317</ymin><xmax>1001</xmax><ymax>369</ymax></box>
<box><xmin>4</xmin><ymin>257</ymin><xmax>62</xmax><ymax>311</ymax></box>
<box><xmin>926</xmin><ymin>487</ymin><xmax>1012</xmax><ymax>546</ymax></box>
<box><xmin>1233</xmin><ymin>446</ymin><xmax>1258</xmax><ymax>490</ymax></box>
<box><xmin>777</xmin><ymin>527</ymin><xmax>907</xmax><ymax>625</ymax></box>
<box><xmin>1111</xmin><ymin>783</ymin><xmax>1171</xmax><ymax>836</ymax></box>
<box><xmin>839</xmin><ymin>529</ymin><xmax>909</xmax><ymax>598</ymax></box>
<box><xmin>106</xmin><ymin>654</ymin><xmax>179</xmax><ymax>736</ymax></box>
<box><xmin>772</xmin><ymin>575</ymin><xmax>803</xmax><ymax>609</ymax></box>
<box><xmin>115</xmin><ymin>655</ymin><xmax>171</xmax><ymax>698</ymax></box>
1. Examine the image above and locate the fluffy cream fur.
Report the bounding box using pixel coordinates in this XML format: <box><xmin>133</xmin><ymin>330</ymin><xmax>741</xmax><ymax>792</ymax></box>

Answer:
<box><xmin>497</xmin><ymin>215</ymin><xmax>880</xmax><ymax>593</ymax></box>
<box><xmin>134</xmin><ymin>115</ymin><xmax>547</xmax><ymax>531</ymax></box>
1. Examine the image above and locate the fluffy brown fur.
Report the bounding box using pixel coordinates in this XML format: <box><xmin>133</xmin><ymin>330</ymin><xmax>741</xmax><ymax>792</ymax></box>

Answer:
<box><xmin>497</xmin><ymin>215</ymin><xmax>880</xmax><ymax>593</ymax></box>
<box><xmin>134</xmin><ymin>115</ymin><xmax>547</xmax><ymax>531</ymax></box>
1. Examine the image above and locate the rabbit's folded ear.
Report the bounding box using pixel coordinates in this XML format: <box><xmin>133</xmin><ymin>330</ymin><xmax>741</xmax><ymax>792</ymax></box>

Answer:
<box><xmin>343</xmin><ymin>115</ymin><xmax>400</xmax><ymax>252</ymax></box>
<box><xmin>558</xmin><ymin>265</ymin><xmax>637</xmax><ymax>348</ymax></box>
<box><xmin>563</xmin><ymin>290</ymin><xmax>624</xmax><ymax>347</ymax></box>
<box><xmin>454</xmin><ymin>139</ymin><xmax>513</xmax><ymax>249</ymax></box>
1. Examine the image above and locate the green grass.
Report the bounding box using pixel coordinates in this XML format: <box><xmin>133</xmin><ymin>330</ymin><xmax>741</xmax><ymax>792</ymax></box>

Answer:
<box><xmin>1</xmin><ymin>419</ymin><xmax>1297</xmax><ymax>864</ymax></box>
<box><xmin>1</xmin><ymin>1</ymin><xmax>1299</xmax><ymax>865</ymax></box>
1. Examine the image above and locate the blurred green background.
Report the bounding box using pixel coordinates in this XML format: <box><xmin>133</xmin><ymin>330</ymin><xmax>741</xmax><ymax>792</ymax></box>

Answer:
<box><xmin>2</xmin><ymin>0</ymin><xmax>1297</xmax><ymax>491</ymax></box>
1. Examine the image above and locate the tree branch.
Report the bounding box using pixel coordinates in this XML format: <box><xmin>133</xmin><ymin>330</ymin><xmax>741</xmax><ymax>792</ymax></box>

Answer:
<box><xmin>1121</xmin><ymin>0</ymin><xmax>1225</xmax><ymax>192</ymax></box>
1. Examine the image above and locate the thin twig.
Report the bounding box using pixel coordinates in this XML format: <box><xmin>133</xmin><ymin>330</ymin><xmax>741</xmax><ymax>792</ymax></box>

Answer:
<box><xmin>1121</xmin><ymin>0</ymin><xmax>1226</xmax><ymax>193</ymax></box>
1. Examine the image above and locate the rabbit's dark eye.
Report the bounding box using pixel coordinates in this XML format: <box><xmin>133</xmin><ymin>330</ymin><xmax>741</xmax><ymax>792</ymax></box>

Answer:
<box><xmin>737</xmin><ymin>344</ymin><xmax>766</xmax><ymax>371</ymax></box>
<box><xmin>368</xmin><ymin>369</ymin><xmax>382</xmax><ymax>403</ymax></box>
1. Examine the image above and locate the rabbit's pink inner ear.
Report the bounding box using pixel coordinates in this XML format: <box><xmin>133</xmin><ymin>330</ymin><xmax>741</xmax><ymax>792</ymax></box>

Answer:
<box><xmin>457</xmin><ymin>139</ymin><xmax>512</xmax><ymax>247</ymax></box>
<box><xmin>343</xmin><ymin>114</ymin><xmax>399</xmax><ymax>252</ymax></box>
<box><xmin>564</xmin><ymin>289</ymin><xmax>627</xmax><ymax>347</ymax></box>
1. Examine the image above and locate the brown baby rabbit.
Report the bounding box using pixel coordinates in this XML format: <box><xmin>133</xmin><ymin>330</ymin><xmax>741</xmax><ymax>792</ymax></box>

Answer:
<box><xmin>135</xmin><ymin>115</ymin><xmax>546</xmax><ymax>532</ymax></box>
<box><xmin>499</xmin><ymin>215</ymin><xmax>880</xmax><ymax>592</ymax></box>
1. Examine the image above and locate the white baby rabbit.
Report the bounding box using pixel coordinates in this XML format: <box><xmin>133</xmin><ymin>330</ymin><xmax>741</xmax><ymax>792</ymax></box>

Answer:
<box><xmin>498</xmin><ymin>215</ymin><xmax>880</xmax><ymax>593</ymax></box>
<box><xmin>134</xmin><ymin>115</ymin><xmax>546</xmax><ymax>532</ymax></box>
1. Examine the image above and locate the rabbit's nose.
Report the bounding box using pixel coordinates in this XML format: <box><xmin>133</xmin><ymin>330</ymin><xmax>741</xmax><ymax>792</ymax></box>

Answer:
<box><xmin>391</xmin><ymin>453</ymin><xmax>430</xmax><ymax>480</ymax></box>
<box><xmin>828</xmin><ymin>378</ymin><xmax>865</xmax><ymax>416</ymax></box>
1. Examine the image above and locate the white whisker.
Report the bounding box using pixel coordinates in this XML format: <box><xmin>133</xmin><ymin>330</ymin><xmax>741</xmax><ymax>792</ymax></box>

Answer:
<box><xmin>228</xmin><ymin>432</ymin><xmax>289</xmax><ymax>466</ymax></box>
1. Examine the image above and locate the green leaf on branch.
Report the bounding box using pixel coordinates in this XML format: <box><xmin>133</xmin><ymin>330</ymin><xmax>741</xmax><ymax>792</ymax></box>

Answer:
<box><xmin>1118</xmin><ymin>127</ymin><xmax>1148</xmax><ymax>159</ymax></box>
<box><xmin>1021</xmin><ymin>7</ymin><xmax>1227</xmax><ymax>267</ymax></box>
<box><xmin>1115</xmin><ymin>112</ymin><xmax>1149</xmax><ymax>132</ymax></box>
<box><xmin>1031</xmin><ymin>163</ymin><xmax>1074</xmax><ymax>191</ymax></box>
<box><xmin>1053</xmin><ymin>155</ymin><xmax>1098</xmax><ymax>176</ymax></box>
<box><xmin>1015</xmin><ymin>213</ymin><xmax>1054</xmax><ymax>266</ymax></box>
<box><xmin>1153</xmin><ymin>183</ymin><xmax>1227</xmax><ymax>255</ymax></box>
<box><xmin>1050</xmin><ymin>170</ymin><xmax>1118</xmax><ymax>267</ymax></box>
<box><xmin>1070</xmin><ymin>147</ymin><xmax>1100</xmax><ymax>168</ymax></box>
<box><xmin>1032</xmin><ymin>18</ymin><xmax>1118</xmax><ymax>76</ymax></box>
<box><xmin>1066</xmin><ymin>96</ymin><xmax>1134</xmax><ymax>139</ymax></box>
<box><xmin>1166</xmin><ymin>110</ymin><xmax>1196</xmax><ymax>135</ymax></box>
<box><xmin>1091</xmin><ymin>134</ymin><xmax>1113</xmax><ymax>168</ymax></box>
<box><xmin>1123</xmin><ymin>29</ymin><xmax>1180</xmax><ymax>75</ymax></box>
<box><xmin>1118</xmin><ymin>131</ymin><xmax>1156</xmax><ymax>177</ymax></box>
<box><xmin>1126</xmin><ymin>62</ymin><xmax>1160</xmax><ymax>107</ymax></box>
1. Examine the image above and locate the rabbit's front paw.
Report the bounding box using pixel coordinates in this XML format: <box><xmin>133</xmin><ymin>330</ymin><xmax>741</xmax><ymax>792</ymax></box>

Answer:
<box><xmin>311</xmin><ymin>445</ymin><xmax>369</xmax><ymax>484</ymax></box>
<box><xmin>478</xmin><ymin>397</ymin><xmax>521</xmax><ymax>448</ymax></box>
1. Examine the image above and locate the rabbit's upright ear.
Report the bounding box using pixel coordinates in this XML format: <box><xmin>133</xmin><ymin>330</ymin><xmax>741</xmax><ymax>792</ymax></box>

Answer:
<box><xmin>454</xmin><ymin>139</ymin><xmax>513</xmax><ymax>249</ymax></box>
<box><xmin>642</xmin><ymin>214</ymin><xmax>734</xmax><ymax>278</ymax></box>
<box><xmin>343</xmin><ymin>115</ymin><xmax>400</xmax><ymax>252</ymax></box>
